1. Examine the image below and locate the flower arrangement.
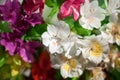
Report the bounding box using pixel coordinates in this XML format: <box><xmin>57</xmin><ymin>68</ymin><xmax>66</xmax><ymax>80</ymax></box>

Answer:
<box><xmin>0</xmin><ymin>0</ymin><xmax>120</xmax><ymax>80</ymax></box>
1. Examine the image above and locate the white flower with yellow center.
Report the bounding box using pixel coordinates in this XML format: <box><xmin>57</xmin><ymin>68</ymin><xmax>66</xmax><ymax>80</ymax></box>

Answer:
<box><xmin>61</xmin><ymin>59</ymin><xmax>83</xmax><ymax>78</ymax></box>
<box><xmin>79</xmin><ymin>0</ymin><xmax>105</xmax><ymax>30</ymax></box>
<box><xmin>101</xmin><ymin>23</ymin><xmax>120</xmax><ymax>45</ymax></box>
<box><xmin>81</xmin><ymin>35</ymin><xmax>109</xmax><ymax>64</ymax></box>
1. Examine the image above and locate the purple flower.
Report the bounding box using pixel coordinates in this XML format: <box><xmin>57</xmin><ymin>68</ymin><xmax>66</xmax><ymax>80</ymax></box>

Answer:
<box><xmin>0</xmin><ymin>32</ymin><xmax>41</xmax><ymax>63</ymax></box>
<box><xmin>0</xmin><ymin>32</ymin><xmax>21</xmax><ymax>55</ymax></box>
<box><xmin>0</xmin><ymin>0</ymin><xmax>21</xmax><ymax>24</ymax></box>
<box><xmin>19</xmin><ymin>41</ymin><xmax>41</xmax><ymax>63</ymax></box>
<box><xmin>23</xmin><ymin>13</ymin><xmax>44</xmax><ymax>27</ymax></box>
<box><xmin>59</xmin><ymin>0</ymin><xmax>85</xmax><ymax>21</ymax></box>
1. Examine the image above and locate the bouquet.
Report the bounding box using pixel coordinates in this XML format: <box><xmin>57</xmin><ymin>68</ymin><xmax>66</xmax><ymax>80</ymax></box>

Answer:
<box><xmin>0</xmin><ymin>0</ymin><xmax>120</xmax><ymax>80</ymax></box>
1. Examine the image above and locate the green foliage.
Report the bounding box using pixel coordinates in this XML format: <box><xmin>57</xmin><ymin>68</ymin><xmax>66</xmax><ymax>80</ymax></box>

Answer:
<box><xmin>0</xmin><ymin>21</ymin><xmax>12</xmax><ymax>32</ymax></box>
<box><xmin>0</xmin><ymin>57</ymin><xmax>6</xmax><ymax>67</ymax></box>
<box><xmin>45</xmin><ymin>0</ymin><xmax>64</xmax><ymax>8</ymax></box>
<box><xmin>10</xmin><ymin>74</ymin><xmax>24</xmax><ymax>80</ymax></box>
<box><xmin>64</xmin><ymin>16</ymin><xmax>75</xmax><ymax>29</ymax></box>
<box><xmin>98</xmin><ymin>0</ymin><xmax>106</xmax><ymax>9</ymax></box>
<box><xmin>74</xmin><ymin>21</ymin><xmax>92</xmax><ymax>36</ymax></box>
<box><xmin>48</xmin><ymin>6</ymin><xmax>59</xmax><ymax>18</ymax></box>
<box><xmin>80</xmin><ymin>70</ymin><xmax>90</xmax><ymax>80</ymax></box>
<box><xmin>107</xmin><ymin>69</ymin><xmax>120</xmax><ymax>80</ymax></box>
<box><xmin>22</xmin><ymin>23</ymin><xmax>47</xmax><ymax>41</ymax></box>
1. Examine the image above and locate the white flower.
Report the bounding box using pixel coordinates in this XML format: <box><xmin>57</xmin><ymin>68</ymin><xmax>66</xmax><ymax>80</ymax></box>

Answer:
<box><xmin>79</xmin><ymin>0</ymin><xmax>105</xmax><ymax>30</ymax></box>
<box><xmin>80</xmin><ymin>35</ymin><xmax>109</xmax><ymax>64</ymax></box>
<box><xmin>101</xmin><ymin>23</ymin><xmax>120</xmax><ymax>45</ymax></box>
<box><xmin>41</xmin><ymin>21</ymin><xmax>81</xmax><ymax>59</ymax></box>
<box><xmin>105</xmin><ymin>0</ymin><xmax>120</xmax><ymax>22</ymax></box>
<box><xmin>42</xmin><ymin>21</ymin><xmax>70</xmax><ymax>54</ymax></box>
<box><xmin>60</xmin><ymin>59</ymin><xmax>83</xmax><ymax>78</ymax></box>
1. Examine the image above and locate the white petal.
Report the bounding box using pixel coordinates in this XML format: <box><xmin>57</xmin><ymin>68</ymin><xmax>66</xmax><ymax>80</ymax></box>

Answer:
<box><xmin>41</xmin><ymin>32</ymin><xmax>51</xmax><ymax>46</ymax></box>
<box><xmin>47</xmin><ymin>25</ymin><xmax>57</xmax><ymax>36</ymax></box>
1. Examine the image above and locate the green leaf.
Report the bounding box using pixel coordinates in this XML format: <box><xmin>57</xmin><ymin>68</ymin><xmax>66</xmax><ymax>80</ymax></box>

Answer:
<box><xmin>48</xmin><ymin>6</ymin><xmax>59</xmax><ymax>18</ymax></box>
<box><xmin>45</xmin><ymin>0</ymin><xmax>56</xmax><ymax>7</ymax></box>
<box><xmin>74</xmin><ymin>21</ymin><xmax>92</xmax><ymax>36</ymax></box>
<box><xmin>72</xmin><ymin>77</ymin><xmax>79</xmax><ymax>80</ymax></box>
<box><xmin>64</xmin><ymin>16</ymin><xmax>75</xmax><ymax>29</ymax></box>
<box><xmin>0</xmin><ymin>57</ymin><xmax>6</xmax><ymax>67</ymax></box>
<box><xmin>22</xmin><ymin>24</ymin><xmax>47</xmax><ymax>41</ymax></box>
<box><xmin>98</xmin><ymin>0</ymin><xmax>106</xmax><ymax>9</ymax></box>
<box><xmin>0</xmin><ymin>21</ymin><xmax>12</xmax><ymax>32</ymax></box>
<box><xmin>45</xmin><ymin>0</ymin><xmax>64</xmax><ymax>7</ymax></box>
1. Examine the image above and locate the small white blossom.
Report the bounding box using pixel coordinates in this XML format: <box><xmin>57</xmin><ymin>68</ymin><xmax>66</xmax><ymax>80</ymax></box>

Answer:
<box><xmin>79</xmin><ymin>0</ymin><xmax>105</xmax><ymax>30</ymax></box>
<box><xmin>105</xmin><ymin>0</ymin><xmax>120</xmax><ymax>22</ymax></box>
<box><xmin>60</xmin><ymin>59</ymin><xmax>83</xmax><ymax>78</ymax></box>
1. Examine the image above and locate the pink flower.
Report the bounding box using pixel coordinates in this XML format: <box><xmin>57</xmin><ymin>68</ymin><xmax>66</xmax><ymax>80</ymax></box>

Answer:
<box><xmin>59</xmin><ymin>0</ymin><xmax>85</xmax><ymax>21</ymax></box>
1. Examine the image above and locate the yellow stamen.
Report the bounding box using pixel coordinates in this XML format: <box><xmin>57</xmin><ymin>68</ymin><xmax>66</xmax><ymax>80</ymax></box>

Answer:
<box><xmin>63</xmin><ymin>63</ymin><xmax>71</xmax><ymax>71</ymax></box>
<box><xmin>69</xmin><ymin>59</ymin><xmax>77</xmax><ymax>68</ymax></box>
<box><xmin>90</xmin><ymin>41</ymin><xmax>103</xmax><ymax>57</ymax></box>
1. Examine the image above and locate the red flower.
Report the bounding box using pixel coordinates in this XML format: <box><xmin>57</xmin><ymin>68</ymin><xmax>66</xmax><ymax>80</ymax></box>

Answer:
<box><xmin>59</xmin><ymin>0</ymin><xmax>85</xmax><ymax>21</ymax></box>
<box><xmin>32</xmin><ymin>50</ymin><xmax>56</xmax><ymax>80</ymax></box>
<box><xmin>23</xmin><ymin>0</ymin><xmax>45</xmax><ymax>14</ymax></box>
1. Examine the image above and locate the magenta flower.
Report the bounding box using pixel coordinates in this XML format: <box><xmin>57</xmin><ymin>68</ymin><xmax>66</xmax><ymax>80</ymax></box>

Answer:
<box><xmin>59</xmin><ymin>0</ymin><xmax>85</xmax><ymax>21</ymax></box>
<box><xmin>0</xmin><ymin>32</ymin><xmax>41</xmax><ymax>63</ymax></box>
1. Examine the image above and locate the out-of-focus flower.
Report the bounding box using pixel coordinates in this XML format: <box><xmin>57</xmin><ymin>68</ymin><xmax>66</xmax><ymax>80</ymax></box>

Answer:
<box><xmin>0</xmin><ymin>32</ymin><xmax>41</xmax><ymax>63</ymax></box>
<box><xmin>80</xmin><ymin>35</ymin><xmax>109</xmax><ymax>64</ymax></box>
<box><xmin>101</xmin><ymin>22</ymin><xmax>120</xmax><ymax>45</ymax></box>
<box><xmin>23</xmin><ymin>13</ymin><xmax>44</xmax><ymax>27</ymax></box>
<box><xmin>90</xmin><ymin>67</ymin><xmax>106</xmax><ymax>80</ymax></box>
<box><xmin>59</xmin><ymin>0</ymin><xmax>85</xmax><ymax>21</ymax></box>
<box><xmin>105</xmin><ymin>0</ymin><xmax>120</xmax><ymax>22</ymax></box>
<box><xmin>79</xmin><ymin>0</ymin><xmax>105</xmax><ymax>30</ymax></box>
<box><xmin>32</xmin><ymin>50</ymin><xmax>56</xmax><ymax>80</ymax></box>
<box><xmin>19</xmin><ymin>41</ymin><xmax>41</xmax><ymax>63</ymax></box>
<box><xmin>23</xmin><ymin>0</ymin><xmax>45</xmax><ymax>14</ymax></box>
<box><xmin>0</xmin><ymin>0</ymin><xmax>21</xmax><ymax>24</ymax></box>
<box><xmin>0</xmin><ymin>32</ymin><xmax>22</xmax><ymax>55</ymax></box>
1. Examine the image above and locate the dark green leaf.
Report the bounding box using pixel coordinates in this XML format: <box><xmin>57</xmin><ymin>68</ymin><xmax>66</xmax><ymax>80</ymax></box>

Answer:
<box><xmin>98</xmin><ymin>0</ymin><xmax>106</xmax><ymax>9</ymax></box>
<box><xmin>45</xmin><ymin>0</ymin><xmax>56</xmax><ymax>7</ymax></box>
<box><xmin>22</xmin><ymin>24</ymin><xmax>47</xmax><ymax>41</ymax></box>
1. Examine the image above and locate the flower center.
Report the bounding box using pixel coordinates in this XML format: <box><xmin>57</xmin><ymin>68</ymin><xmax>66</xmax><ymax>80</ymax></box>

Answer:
<box><xmin>69</xmin><ymin>59</ymin><xmax>77</xmax><ymax>68</ymax></box>
<box><xmin>63</xmin><ymin>59</ymin><xmax>77</xmax><ymax>71</ymax></box>
<box><xmin>90</xmin><ymin>41</ymin><xmax>103</xmax><ymax>57</ymax></box>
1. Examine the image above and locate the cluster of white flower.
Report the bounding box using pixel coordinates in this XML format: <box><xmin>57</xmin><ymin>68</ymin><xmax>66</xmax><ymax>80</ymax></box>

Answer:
<box><xmin>41</xmin><ymin>0</ymin><xmax>120</xmax><ymax>79</ymax></box>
